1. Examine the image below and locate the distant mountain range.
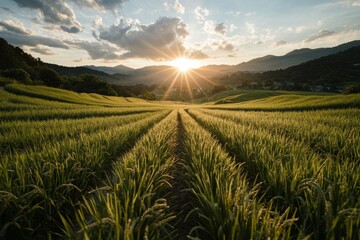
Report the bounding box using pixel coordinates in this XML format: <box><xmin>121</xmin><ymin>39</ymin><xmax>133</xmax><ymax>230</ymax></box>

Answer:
<box><xmin>76</xmin><ymin>40</ymin><xmax>360</xmax><ymax>77</ymax></box>
<box><xmin>1</xmin><ymin>36</ymin><xmax>359</xmax><ymax>91</ymax></box>
<box><xmin>220</xmin><ymin>45</ymin><xmax>360</xmax><ymax>91</ymax></box>
<box><xmin>231</xmin><ymin>40</ymin><xmax>360</xmax><ymax>72</ymax></box>
<box><xmin>84</xmin><ymin>65</ymin><xmax>134</xmax><ymax>74</ymax></box>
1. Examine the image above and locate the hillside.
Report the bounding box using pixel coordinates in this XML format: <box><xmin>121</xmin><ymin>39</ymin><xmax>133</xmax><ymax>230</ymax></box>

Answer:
<box><xmin>3</xmin><ymin>84</ymin><xmax>151</xmax><ymax>107</ymax></box>
<box><xmin>220</xmin><ymin>45</ymin><xmax>360</xmax><ymax>91</ymax></box>
<box><xmin>232</xmin><ymin>40</ymin><xmax>360</xmax><ymax>72</ymax></box>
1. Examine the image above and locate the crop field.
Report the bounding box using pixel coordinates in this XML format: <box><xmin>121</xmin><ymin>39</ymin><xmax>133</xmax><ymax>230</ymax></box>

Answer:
<box><xmin>0</xmin><ymin>85</ymin><xmax>359</xmax><ymax>239</ymax></box>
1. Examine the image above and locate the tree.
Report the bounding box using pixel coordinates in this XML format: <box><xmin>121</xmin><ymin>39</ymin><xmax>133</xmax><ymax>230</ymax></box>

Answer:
<box><xmin>38</xmin><ymin>67</ymin><xmax>63</xmax><ymax>87</ymax></box>
<box><xmin>0</xmin><ymin>68</ymin><xmax>32</xmax><ymax>84</ymax></box>
<box><xmin>212</xmin><ymin>84</ymin><xmax>227</xmax><ymax>94</ymax></box>
<box><xmin>344</xmin><ymin>83</ymin><xmax>360</xmax><ymax>94</ymax></box>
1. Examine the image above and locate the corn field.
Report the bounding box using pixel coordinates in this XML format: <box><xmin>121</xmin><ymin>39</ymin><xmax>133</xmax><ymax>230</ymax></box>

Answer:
<box><xmin>0</xmin><ymin>85</ymin><xmax>359</xmax><ymax>239</ymax></box>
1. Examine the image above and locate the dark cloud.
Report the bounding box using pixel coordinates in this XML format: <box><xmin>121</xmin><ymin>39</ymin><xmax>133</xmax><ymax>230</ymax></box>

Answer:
<box><xmin>0</xmin><ymin>30</ymin><xmax>69</xmax><ymax>49</ymax></box>
<box><xmin>214</xmin><ymin>23</ymin><xmax>226</xmax><ymax>35</ymax></box>
<box><xmin>61</xmin><ymin>25</ymin><xmax>81</xmax><ymax>33</ymax></box>
<box><xmin>11</xmin><ymin>0</ymin><xmax>82</xmax><ymax>33</ymax></box>
<box><xmin>73</xmin><ymin>0</ymin><xmax>128</xmax><ymax>10</ymax></box>
<box><xmin>273</xmin><ymin>40</ymin><xmax>287</xmax><ymax>46</ymax></box>
<box><xmin>0</xmin><ymin>19</ymin><xmax>30</xmax><ymax>35</ymax></box>
<box><xmin>67</xmin><ymin>40</ymin><xmax>121</xmax><ymax>60</ymax></box>
<box><xmin>11</xmin><ymin>0</ymin><xmax>129</xmax><ymax>33</ymax></box>
<box><xmin>217</xmin><ymin>41</ymin><xmax>234</xmax><ymax>52</ymax></box>
<box><xmin>1</xmin><ymin>7</ymin><xmax>14</xmax><ymax>13</ymax></box>
<box><xmin>31</xmin><ymin>46</ymin><xmax>55</xmax><ymax>55</ymax></box>
<box><xmin>187</xmin><ymin>50</ymin><xmax>208</xmax><ymax>59</ymax></box>
<box><xmin>94</xmin><ymin>17</ymin><xmax>189</xmax><ymax>60</ymax></box>
<box><xmin>305</xmin><ymin>30</ymin><xmax>336</xmax><ymax>42</ymax></box>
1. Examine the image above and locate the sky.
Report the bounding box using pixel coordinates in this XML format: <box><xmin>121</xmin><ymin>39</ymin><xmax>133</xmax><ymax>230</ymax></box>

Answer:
<box><xmin>0</xmin><ymin>0</ymin><xmax>359</xmax><ymax>69</ymax></box>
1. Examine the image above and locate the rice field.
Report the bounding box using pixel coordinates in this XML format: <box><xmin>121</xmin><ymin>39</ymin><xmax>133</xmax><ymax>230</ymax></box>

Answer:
<box><xmin>0</xmin><ymin>85</ymin><xmax>359</xmax><ymax>239</ymax></box>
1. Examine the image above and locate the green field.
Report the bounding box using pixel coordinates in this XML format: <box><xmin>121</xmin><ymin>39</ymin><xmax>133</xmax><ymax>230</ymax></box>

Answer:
<box><xmin>0</xmin><ymin>84</ymin><xmax>359</xmax><ymax>239</ymax></box>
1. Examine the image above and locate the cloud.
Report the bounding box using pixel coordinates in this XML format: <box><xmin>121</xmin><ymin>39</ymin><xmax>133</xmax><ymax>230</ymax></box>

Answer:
<box><xmin>296</xmin><ymin>26</ymin><xmax>305</xmax><ymax>33</ymax></box>
<box><xmin>0</xmin><ymin>19</ymin><xmax>31</xmax><ymax>35</ymax></box>
<box><xmin>12</xmin><ymin>0</ymin><xmax>82</xmax><ymax>33</ymax></box>
<box><xmin>214</xmin><ymin>23</ymin><xmax>226</xmax><ymax>35</ymax></box>
<box><xmin>61</xmin><ymin>25</ymin><xmax>81</xmax><ymax>33</ymax></box>
<box><xmin>68</xmin><ymin>40</ymin><xmax>121</xmax><ymax>60</ymax></box>
<box><xmin>1</xmin><ymin>7</ymin><xmax>14</xmax><ymax>13</ymax></box>
<box><xmin>210</xmin><ymin>40</ymin><xmax>235</xmax><ymax>52</ymax></box>
<box><xmin>203</xmin><ymin>20</ymin><xmax>215</xmax><ymax>34</ymax></box>
<box><xmin>305</xmin><ymin>30</ymin><xmax>336</xmax><ymax>42</ymax></box>
<box><xmin>174</xmin><ymin>0</ymin><xmax>185</xmax><ymax>14</ymax></box>
<box><xmin>187</xmin><ymin>50</ymin><xmax>208</xmax><ymax>59</ymax></box>
<box><xmin>0</xmin><ymin>30</ymin><xmax>69</xmax><ymax>49</ymax></box>
<box><xmin>93</xmin><ymin>17</ymin><xmax>189</xmax><ymax>60</ymax></box>
<box><xmin>229</xmin><ymin>24</ymin><xmax>237</xmax><ymax>33</ymax></box>
<box><xmin>73</xmin><ymin>0</ymin><xmax>128</xmax><ymax>10</ymax></box>
<box><xmin>273</xmin><ymin>40</ymin><xmax>287</xmax><ymax>47</ymax></box>
<box><xmin>194</xmin><ymin>7</ymin><xmax>209</xmax><ymax>22</ymax></box>
<box><xmin>217</xmin><ymin>41</ymin><xmax>234</xmax><ymax>52</ymax></box>
<box><xmin>30</xmin><ymin>46</ymin><xmax>55</xmax><ymax>55</ymax></box>
<box><xmin>245</xmin><ymin>12</ymin><xmax>256</xmax><ymax>16</ymax></box>
<box><xmin>352</xmin><ymin>0</ymin><xmax>360</xmax><ymax>6</ymax></box>
<box><xmin>245</xmin><ymin>22</ymin><xmax>256</xmax><ymax>35</ymax></box>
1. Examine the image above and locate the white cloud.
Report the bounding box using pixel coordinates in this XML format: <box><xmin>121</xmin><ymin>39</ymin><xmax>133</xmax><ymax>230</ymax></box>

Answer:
<box><xmin>203</xmin><ymin>20</ymin><xmax>215</xmax><ymax>34</ymax></box>
<box><xmin>0</xmin><ymin>19</ymin><xmax>31</xmax><ymax>35</ymax></box>
<box><xmin>174</xmin><ymin>0</ymin><xmax>185</xmax><ymax>14</ymax></box>
<box><xmin>229</xmin><ymin>24</ymin><xmax>237</xmax><ymax>33</ymax></box>
<box><xmin>246</xmin><ymin>22</ymin><xmax>256</xmax><ymax>35</ymax></box>
<box><xmin>352</xmin><ymin>0</ymin><xmax>360</xmax><ymax>6</ymax></box>
<box><xmin>194</xmin><ymin>6</ymin><xmax>209</xmax><ymax>22</ymax></box>
<box><xmin>245</xmin><ymin>12</ymin><xmax>256</xmax><ymax>16</ymax></box>
<box><xmin>92</xmin><ymin>17</ymin><xmax>190</xmax><ymax>60</ymax></box>
<box><xmin>296</xmin><ymin>26</ymin><xmax>305</xmax><ymax>33</ymax></box>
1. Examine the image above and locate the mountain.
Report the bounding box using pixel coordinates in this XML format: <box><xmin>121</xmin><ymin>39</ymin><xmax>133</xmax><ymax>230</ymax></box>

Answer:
<box><xmin>232</xmin><ymin>40</ymin><xmax>360</xmax><ymax>72</ymax></box>
<box><xmin>84</xmin><ymin>64</ymin><xmax>134</xmax><ymax>74</ymax></box>
<box><xmin>220</xmin><ymin>45</ymin><xmax>360</xmax><ymax>91</ymax></box>
<box><xmin>47</xmin><ymin>63</ymin><xmax>110</xmax><ymax>77</ymax></box>
<box><xmin>0</xmin><ymin>37</ymin><xmax>40</xmax><ymax>78</ymax></box>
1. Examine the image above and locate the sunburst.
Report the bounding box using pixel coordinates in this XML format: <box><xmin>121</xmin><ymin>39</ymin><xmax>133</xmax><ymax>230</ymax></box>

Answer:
<box><xmin>170</xmin><ymin>57</ymin><xmax>200</xmax><ymax>73</ymax></box>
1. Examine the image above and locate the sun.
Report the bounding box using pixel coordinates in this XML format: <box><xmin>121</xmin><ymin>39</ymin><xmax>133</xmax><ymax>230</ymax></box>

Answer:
<box><xmin>170</xmin><ymin>58</ymin><xmax>200</xmax><ymax>72</ymax></box>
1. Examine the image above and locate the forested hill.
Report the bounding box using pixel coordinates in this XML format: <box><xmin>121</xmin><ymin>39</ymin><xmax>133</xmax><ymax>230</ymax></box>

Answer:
<box><xmin>0</xmin><ymin>37</ymin><xmax>118</xmax><ymax>95</ymax></box>
<box><xmin>220</xmin><ymin>46</ymin><xmax>360</xmax><ymax>91</ymax></box>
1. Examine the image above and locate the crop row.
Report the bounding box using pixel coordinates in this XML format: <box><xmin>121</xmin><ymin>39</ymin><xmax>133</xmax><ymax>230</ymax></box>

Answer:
<box><xmin>0</xmin><ymin>106</ymin><xmax>162</xmax><ymax>121</ymax></box>
<box><xmin>188</xmin><ymin>108</ymin><xmax>360</xmax><ymax>239</ymax></box>
<box><xmin>0</xmin><ymin>111</ymin><xmax>160</xmax><ymax>154</ymax></box>
<box><xmin>197</xmin><ymin>108</ymin><xmax>360</xmax><ymax>161</ymax></box>
<box><xmin>0</xmin><ymin>110</ymin><xmax>169</xmax><ymax>239</ymax></box>
<box><xmin>61</xmin><ymin>110</ymin><xmax>179</xmax><ymax>239</ymax></box>
<box><xmin>179</xmin><ymin>110</ymin><xmax>294</xmax><ymax>239</ymax></box>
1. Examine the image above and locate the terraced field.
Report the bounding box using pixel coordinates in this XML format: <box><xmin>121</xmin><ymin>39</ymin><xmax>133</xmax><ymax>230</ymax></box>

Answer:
<box><xmin>0</xmin><ymin>85</ymin><xmax>359</xmax><ymax>239</ymax></box>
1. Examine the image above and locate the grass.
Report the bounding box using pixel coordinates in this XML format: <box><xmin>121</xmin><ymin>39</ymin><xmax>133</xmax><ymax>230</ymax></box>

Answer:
<box><xmin>208</xmin><ymin>93</ymin><xmax>360</xmax><ymax>110</ymax></box>
<box><xmin>194</xmin><ymin>89</ymin><xmax>335</xmax><ymax>104</ymax></box>
<box><xmin>0</xmin><ymin>84</ymin><xmax>359</xmax><ymax>239</ymax></box>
